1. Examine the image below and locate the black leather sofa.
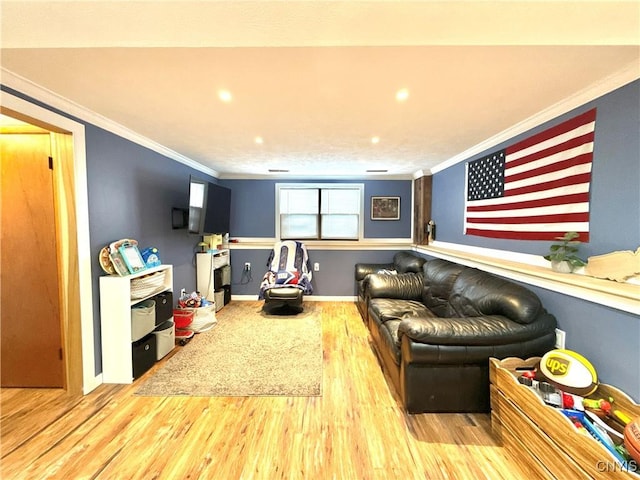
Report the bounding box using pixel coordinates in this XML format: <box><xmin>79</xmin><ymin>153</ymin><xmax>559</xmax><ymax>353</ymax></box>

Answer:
<box><xmin>355</xmin><ymin>251</ymin><xmax>426</xmax><ymax>320</ymax></box>
<box><xmin>355</xmin><ymin>255</ymin><xmax>557</xmax><ymax>413</ymax></box>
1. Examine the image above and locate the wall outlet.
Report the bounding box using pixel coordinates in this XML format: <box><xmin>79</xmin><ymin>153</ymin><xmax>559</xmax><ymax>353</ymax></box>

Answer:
<box><xmin>180</xmin><ymin>288</ymin><xmax>186</xmax><ymax>298</ymax></box>
<box><xmin>244</xmin><ymin>262</ymin><xmax>251</xmax><ymax>271</ymax></box>
<box><xmin>555</xmin><ymin>328</ymin><xmax>566</xmax><ymax>349</ymax></box>
<box><xmin>313</xmin><ymin>262</ymin><xmax>319</xmax><ymax>272</ymax></box>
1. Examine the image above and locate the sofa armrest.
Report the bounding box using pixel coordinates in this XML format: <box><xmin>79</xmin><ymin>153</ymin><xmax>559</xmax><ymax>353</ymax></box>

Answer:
<box><xmin>366</xmin><ymin>272</ymin><xmax>423</xmax><ymax>301</ymax></box>
<box><xmin>398</xmin><ymin>312</ymin><xmax>557</xmax><ymax>346</ymax></box>
<box><xmin>393</xmin><ymin>251</ymin><xmax>426</xmax><ymax>274</ymax></box>
<box><xmin>355</xmin><ymin>263</ymin><xmax>394</xmax><ymax>281</ymax></box>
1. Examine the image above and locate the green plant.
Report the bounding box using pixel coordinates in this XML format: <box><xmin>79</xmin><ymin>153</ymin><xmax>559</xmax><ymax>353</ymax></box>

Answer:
<box><xmin>543</xmin><ymin>231</ymin><xmax>587</xmax><ymax>270</ymax></box>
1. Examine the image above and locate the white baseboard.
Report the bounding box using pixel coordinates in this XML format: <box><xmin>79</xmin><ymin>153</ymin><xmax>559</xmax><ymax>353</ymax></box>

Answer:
<box><xmin>83</xmin><ymin>374</ymin><xmax>103</xmax><ymax>395</ymax></box>
<box><xmin>231</xmin><ymin>295</ymin><xmax>356</xmax><ymax>302</ymax></box>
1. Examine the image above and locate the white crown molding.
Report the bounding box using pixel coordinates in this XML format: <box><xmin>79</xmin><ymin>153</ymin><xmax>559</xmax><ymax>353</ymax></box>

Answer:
<box><xmin>1</xmin><ymin>68</ymin><xmax>219</xmax><ymax>178</ymax></box>
<box><xmin>219</xmin><ymin>173</ymin><xmax>414</xmax><ymax>180</ymax></box>
<box><xmin>429</xmin><ymin>61</ymin><xmax>640</xmax><ymax>174</ymax></box>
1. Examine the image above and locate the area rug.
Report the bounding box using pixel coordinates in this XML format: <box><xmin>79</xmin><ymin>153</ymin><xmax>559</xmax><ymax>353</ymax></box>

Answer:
<box><xmin>135</xmin><ymin>302</ymin><xmax>323</xmax><ymax>397</ymax></box>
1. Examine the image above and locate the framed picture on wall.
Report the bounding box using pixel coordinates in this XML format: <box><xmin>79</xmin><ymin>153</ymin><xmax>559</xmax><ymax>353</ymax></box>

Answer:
<box><xmin>371</xmin><ymin>196</ymin><xmax>400</xmax><ymax>220</ymax></box>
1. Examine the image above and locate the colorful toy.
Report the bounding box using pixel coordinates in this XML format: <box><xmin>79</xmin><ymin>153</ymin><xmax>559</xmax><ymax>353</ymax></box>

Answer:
<box><xmin>538</xmin><ymin>349</ymin><xmax>598</xmax><ymax>396</ymax></box>
<box><xmin>615</xmin><ymin>410</ymin><xmax>633</xmax><ymax>426</ymax></box>
<box><xmin>583</xmin><ymin>397</ymin><xmax>612</xmax><ymax>418</ymax></box>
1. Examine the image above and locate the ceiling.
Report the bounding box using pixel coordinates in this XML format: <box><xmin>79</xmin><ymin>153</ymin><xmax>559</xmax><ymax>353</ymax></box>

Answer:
<box><xmin>1</xmin><ymin>1</ymin><xmax>639</xmax><ymax>179</ymax></box>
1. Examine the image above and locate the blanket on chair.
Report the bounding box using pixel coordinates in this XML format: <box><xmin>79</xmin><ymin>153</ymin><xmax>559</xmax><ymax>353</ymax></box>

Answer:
<box><xmin>259</xmin><ymin>240</ymin><xmax>313</xmax><ymax>299</ymax></box>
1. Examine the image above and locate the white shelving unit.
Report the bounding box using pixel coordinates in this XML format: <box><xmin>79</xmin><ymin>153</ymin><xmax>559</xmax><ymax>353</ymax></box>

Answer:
<box><xmin>100</xmin><ymin>264</ymin><xmax>173</xmax><ymax>384</ymax></box>
<box><xmin>196</xmin><ymin>250</ymin><xmax>230</xmax><ymax>308</ymax></box>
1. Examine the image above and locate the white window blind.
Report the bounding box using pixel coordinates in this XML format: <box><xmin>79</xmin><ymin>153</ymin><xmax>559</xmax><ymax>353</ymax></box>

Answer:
<box><xmin>277</xmin><ymin>184</ymin><xmax>363</xmax><ymax>240</ymax></box>
<box><xmin>279</xmin><ymin>188</ymin><xmax>319</xmax><ymax>239</ymax></box>
<box><xmin>320</xmin><ymin>188</ymin><xmax>360</xmax><ymax>239</ymax></box>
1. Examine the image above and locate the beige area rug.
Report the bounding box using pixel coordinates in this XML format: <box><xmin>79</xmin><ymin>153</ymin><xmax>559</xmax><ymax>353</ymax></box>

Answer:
<box><xmin>135</xmin><ymin>302</ymin><xmax>323</xmax><ymax>397</ymax></box>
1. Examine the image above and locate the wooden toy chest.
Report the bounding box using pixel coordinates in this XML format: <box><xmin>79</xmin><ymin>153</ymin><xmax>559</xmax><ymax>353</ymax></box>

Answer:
<box><xmin>489</xmin><ymin>357</ymin><xmax>640</xmax><ymax>479</ymax></box>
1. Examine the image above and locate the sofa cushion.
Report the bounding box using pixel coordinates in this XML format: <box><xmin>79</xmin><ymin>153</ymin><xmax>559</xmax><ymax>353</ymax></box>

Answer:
<box><xmin>449</xmin><ymin>268</ymin><xmax>542</xmax><ymax>324</ymax></box>
<box><xmin>398</xmin><ymin>313</ymin><xmax>556</xmax><ymax>346</ymax></box>
<box><xmin>369</xmin><ymin>298</ymin><xmax>432</xmax><ymax>323</ymax></box>
<box><xmin>367</xmin><ymin>273</ymin><xmax>423</xmax><ymax>301</ymax></box>
<box><xmin>421</xmin><ymin>259</ymin><xmax>467</xmax><ymax>316</ymax></box>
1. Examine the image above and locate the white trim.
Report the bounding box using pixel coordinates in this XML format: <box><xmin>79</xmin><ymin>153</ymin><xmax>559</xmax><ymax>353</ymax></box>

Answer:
<box><xmin>429</xmin><ymin>61</ymin><xmax>640</xmax><ymax>175</ymax></box>
<box><xmin>427</xmin><ymin>241</ymin><xmax>549</xmax><ymax>267</ymax></box>
<box><xmin>1</xmin><ymin>89</ymin><xmax>98</xmax><ymax>394</ymax></box>
<box><xmin>84</xmin><ymin>374</ymin><xmax>103</xmax><ymax>395</ymax></box>
<box><xmin>228</xmin><ymin>238</ymin><xmax>412</xmax><ymax>250</ymax></box>
<box><xmin>1</xmin><ymin>68</ymin><xmax>218</xmax><ymax>178</ymax></box>
<box><xmin>232</xmin><ymin>295</ymin><xmax>356</xmax><ymax>302</ymax></box>
<box><xmin>416</xmin><ymin>242</ymin><xmax>640</xmax><ymax>315</ymax></box>
<box><xmin>410</xmin><ymin>179</ymin><xmax>415</xmax><ymax>243</ymax></box>
<box><xmin>221</xmin><ymin>173</ymin><xmax>413</xmax><ymax>180</ymax></box>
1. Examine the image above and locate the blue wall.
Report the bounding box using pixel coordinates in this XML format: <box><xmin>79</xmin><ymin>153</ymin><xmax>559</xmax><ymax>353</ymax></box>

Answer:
<box><xmin>431</xmin><ymin>80</ymin><xmax>640</xmax><ymax>399</ymax></box>
<box><xmin>222</xmin><ymin>179</ymin><xmax>412</xmax><ymax>238</ymax></box>
<box><xmin>84</xmin><ymin>126</ymin><xmax>220</xmax><ymax>372</ymax></box>
<box><xmin>222</xmin><ymin>178</ymin><xmax>412</xmax><ymax>296</ymax></box>
<box><xmin>229</xmin><ymin>247</ymin><xmax>398</xmax><ymax>298</ymax></box>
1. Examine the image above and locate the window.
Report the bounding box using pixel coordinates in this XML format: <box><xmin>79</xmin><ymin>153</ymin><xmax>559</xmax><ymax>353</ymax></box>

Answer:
<box><xmin>276</xmin><ymin>184</ymin><xmax>364</xmax><ymax>240</ymax></box>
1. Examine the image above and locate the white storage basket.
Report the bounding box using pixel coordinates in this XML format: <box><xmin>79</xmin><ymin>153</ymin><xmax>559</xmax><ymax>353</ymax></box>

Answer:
<box><xmin>152</xmin><ymin>321</ymin><xmax>175</xmax><ymax>360</ymax></box>
<box><xmin>130</xmin><ymin>270</ymin><xmax>166</xmax><ymax>300</ymax></box>
<box><xmin>131</xmin><ymin>299</ymin><xmax>155</xmax><ymax>341</ymax></box>
<box><xmin>182</xmin><ymin>304</ymin><xmax>217</xmax><ymax>333</ymax></box>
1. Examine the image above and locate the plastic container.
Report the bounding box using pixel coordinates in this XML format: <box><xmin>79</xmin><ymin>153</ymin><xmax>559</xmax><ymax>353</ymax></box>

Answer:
<box><xmin>173</xmin><ymin>309</ymin><xmax>194</xmax><ymax>330</ymax></box>
<box><xmin>131</xmin><ymin>299</ymin><xmax>155</xmax><ymax>341</ymax></box>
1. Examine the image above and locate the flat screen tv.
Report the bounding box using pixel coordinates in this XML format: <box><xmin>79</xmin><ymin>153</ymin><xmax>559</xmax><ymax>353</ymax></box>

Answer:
<box><xmin>188</xmin><ymin>176</ymin><xmax>231</xmax><ymax>235</ymax></box>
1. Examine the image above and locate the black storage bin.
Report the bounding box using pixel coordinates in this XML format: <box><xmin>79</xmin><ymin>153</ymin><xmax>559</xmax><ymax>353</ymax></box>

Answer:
<box><xmin>132</xmin><ymin>333</ymin><xmax>157</xmax><ymax>379</ymax></box>
<box><xmin>149</xmin><ymin>291</ymin><xmax>173</xmax><ymax>326</ymax></box>
<box><xmin>214</xmin><ymin>265</ymin><xmax>231</xmax><ymax>287</ymax></box>
<box><xmin>214</xmin><ymin>269</ymin><xmax>223</xmax><ymax>289</ymax></box>
<box><xmin>223</xmin><ymin>285</ymin><xmax>231</xmax><ymax>305</ymax></box>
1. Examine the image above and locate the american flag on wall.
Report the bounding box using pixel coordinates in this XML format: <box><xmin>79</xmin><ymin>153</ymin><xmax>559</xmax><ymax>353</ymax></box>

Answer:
<box><xmin>464</xmin><ymin>108</ymin><xmax>596</xmax><ymax>241</ymax></box>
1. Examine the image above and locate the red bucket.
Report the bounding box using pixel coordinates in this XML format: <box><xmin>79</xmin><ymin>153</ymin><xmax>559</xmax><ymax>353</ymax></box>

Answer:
<box><xmin>173</xmin><ymin>309</ymin><xmax>194</xmax><ymax>329</ymax></box>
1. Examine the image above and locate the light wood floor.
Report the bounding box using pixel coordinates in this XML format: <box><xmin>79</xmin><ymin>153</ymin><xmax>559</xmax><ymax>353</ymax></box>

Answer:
<box><xmin>1</xmin><ymin>302</ymin><xmax>538</xmax><ymax>480</ymax></box>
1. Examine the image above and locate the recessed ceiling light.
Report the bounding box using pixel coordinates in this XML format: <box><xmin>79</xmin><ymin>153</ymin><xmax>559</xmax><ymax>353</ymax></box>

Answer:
<box><xmin>396</xmin><ymin>88</ymin><xmax>409</xmax><ymax>102</ymax></box>
<box><xmin>371</xmin><ymin>136</ymin><xmax>380</xmax><ymax>144</ymax></box>
<box><xmin>218</xmin><ymin>89</ymin><xmax>232</xmax><ymax>102</ymax></box>
<box><xmin>255</xmin><ymin>136</ymin><xmax>264</xmax><ymax>144</ymax></box>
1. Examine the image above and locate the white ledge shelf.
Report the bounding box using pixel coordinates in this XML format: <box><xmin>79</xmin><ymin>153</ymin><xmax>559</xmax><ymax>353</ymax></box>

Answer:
<box><xmin>228</xmin><ymin>238</ymin><xmax>412</xmax><ymax>250</ymax></box>
<box><xmin>417</xmin><ymin>244</ymin><xmax>640</xmax><ymax>316</ymax></box>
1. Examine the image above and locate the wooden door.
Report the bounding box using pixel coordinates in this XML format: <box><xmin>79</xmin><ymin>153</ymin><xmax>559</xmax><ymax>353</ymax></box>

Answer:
<box><xmin>1</xmin><ymin>133</ymin><xmax>64</xmax><ymax>387</ymax></box>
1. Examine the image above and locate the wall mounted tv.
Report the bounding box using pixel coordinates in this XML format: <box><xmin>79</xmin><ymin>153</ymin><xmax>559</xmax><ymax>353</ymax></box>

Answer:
<box><xmin>188</xmin><ymin>176</ymin><xmax>231</xmax><ymax>235</ymax></box>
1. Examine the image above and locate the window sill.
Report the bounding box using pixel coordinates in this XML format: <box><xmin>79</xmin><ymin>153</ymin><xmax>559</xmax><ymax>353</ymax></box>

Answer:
<box><xmin>228</xmin><ymin>238</ymin><xmax>412</xmax><ymax>250</ymax></box>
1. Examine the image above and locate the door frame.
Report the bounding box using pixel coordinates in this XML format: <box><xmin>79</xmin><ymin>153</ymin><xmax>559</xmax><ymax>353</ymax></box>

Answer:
<box><xmin>1</xmin><ymin>89</ymin><xmax>99</xmax><ymax>395</ymax></box>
